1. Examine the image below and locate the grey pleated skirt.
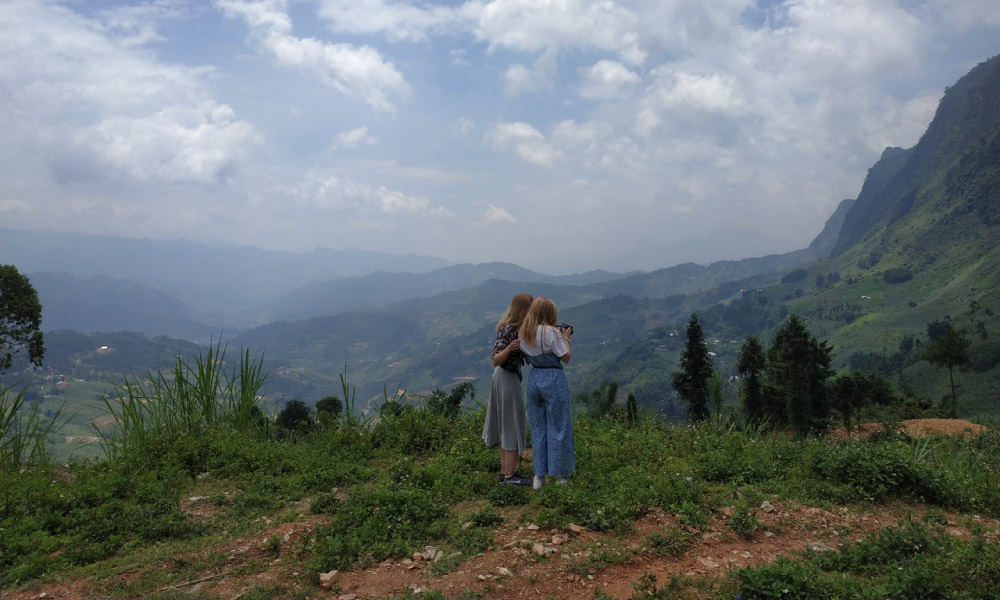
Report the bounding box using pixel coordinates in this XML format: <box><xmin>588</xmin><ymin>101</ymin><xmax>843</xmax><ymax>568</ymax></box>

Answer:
<box><xmin>482</xmin><ymin>366</ymin><xmax>526</xmax><ymax>454</ymax></box>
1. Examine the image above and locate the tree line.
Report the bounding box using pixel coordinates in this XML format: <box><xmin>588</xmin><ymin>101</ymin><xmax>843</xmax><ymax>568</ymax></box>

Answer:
<box><xmin>671</xmin><ymin>312</ymin><xmax>973</xmax><ymax>436</ymax></box>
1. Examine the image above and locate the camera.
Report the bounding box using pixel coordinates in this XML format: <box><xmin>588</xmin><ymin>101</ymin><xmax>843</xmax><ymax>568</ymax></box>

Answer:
<box><xmin>557</xmin><ymin>324</ymin><xmax>574</xmax><ymax>333</ymax></box>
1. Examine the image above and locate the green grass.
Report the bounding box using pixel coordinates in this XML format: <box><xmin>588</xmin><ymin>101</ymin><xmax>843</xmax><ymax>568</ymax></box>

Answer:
<box><xmin>3</xmin><ymin>367</ymin><xmax>1000</xmax><ymax>596</ymax></box>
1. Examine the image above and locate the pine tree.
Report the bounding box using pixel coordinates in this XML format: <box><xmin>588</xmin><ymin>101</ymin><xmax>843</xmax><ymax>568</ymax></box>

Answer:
<box><xmin>764</xmin><ymin>315</ymin><xmax>832</xmax><ymax>437</ymax></box>
<box><xmin>737</xmin><ymin>335</ymin><xmax>767</xmax><ymax>424</ymax></box>
<box><xmin>672</xmin><ymin>313</ymin><xmax>713</xmax><ymax>422</ymax></box>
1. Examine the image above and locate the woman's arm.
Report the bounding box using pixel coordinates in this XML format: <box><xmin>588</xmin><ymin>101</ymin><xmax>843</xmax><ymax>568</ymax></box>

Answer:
<box><xmin>492</xmin><ymin>339</ymin><xmax>521</xmax><ymax>366</ymax></box>
<box><xmin>559</xmin><ymin>326</ymin><xmax>572</xmax><ymax>363</ymax></box>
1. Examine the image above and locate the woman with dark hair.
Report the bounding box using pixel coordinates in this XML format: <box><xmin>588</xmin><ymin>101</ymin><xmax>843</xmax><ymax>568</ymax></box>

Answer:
<box><xmin>483</xmin><ymin>293</ymin><xmax>533</xmax><ymax>485</ymax></box>
<box><xmin>519</xmin><ymin>296</ymin><xmax>574</xmax><ymax>489</ymax></box>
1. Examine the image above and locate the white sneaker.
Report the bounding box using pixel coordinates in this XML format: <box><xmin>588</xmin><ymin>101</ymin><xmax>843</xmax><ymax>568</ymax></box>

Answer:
<box><xmin>556</xmin><ymin>477</ymin><xmax>569</xmax><ymax>486</ymax></box>
<box><xmin>533</xmin><ymin>476</ymin><xmax>544</xmax><ymax>490</ymax></box>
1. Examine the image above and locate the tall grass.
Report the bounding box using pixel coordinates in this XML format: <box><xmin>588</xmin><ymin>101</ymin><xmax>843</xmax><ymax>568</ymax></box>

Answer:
<box><xmin>0</xmin><ymin>383</ymin><xmax>65</xmax><ymax>469</ymax></box>
<box><xmin>96</xmin><ymin>342</ymin><xmax>268</xmax><ymax>461</ymax></box>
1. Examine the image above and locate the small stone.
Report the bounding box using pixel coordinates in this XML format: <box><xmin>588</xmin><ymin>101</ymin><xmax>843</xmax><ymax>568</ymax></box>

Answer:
<box><xmin>478</xmin><ymin>575</ymin><xmax>488</xmax><ymax>581</ymax></box>
<box><xmin>533</xmin><ymin>542</ymin><xmax>547</xmax><ymax>556</ymax></box>
<box><xmin>338</xmin><ymin>595</ymin><xmax>358</xmax><ymax>600</ymax></box>
<box><xmin>552</xmin><ymin>535</ymin><xmax>564</xmax><ymax>545</ymax></box>
<box><xmin>587</xmin><ymin>575</ymin><xmax>594</xmax><ymax>580</ymax></box>
<box><xmin>462</xmin><ymin>521</ymin><xmax>473</xmax><ymax>530</ymax></box>
<box><xmin>527</xmin><ymin>523</ymin><xmax>540</xmax><ymax>531</ymax></box>
<box><xmin>721</xmin><ymin>506</ymin><xmax>734</xmax><ymax>517</ymax></box>
<box><xmin>569</xmin><ymin>523</ymin><xmax>585</xmax><ymax>534</ymax></box>
<box><xmin>413</xmin><ymin>552</ymin><xmax>423</xmax><ymax>561</ymax></box>
<box><xmin>806</xmin><ymin>541</ymin><xmax>832</xmax><ymax>552</ymax></box>
<box><xmin>697</xmin><ymin>557</ymin><xmax>719</xmax><ymax>570</ymax></box>
<box><xmin>765</xmin><ymin>532</ymin><xmax>775</xmax><ymax>538</ymax></box>
<box><xmin>760</xmin><ymin>501</ymin><xmax>776</xmax><ymax>513</ymax></box>
<box><xmin>422</xmin><ymin>546</ymin><xmax>438</xmax><ymax>561</ymax></box>
<box><xmin>319</xmin><ymin>570</ymin><xmax>339</xmax><ymax>589</ymax></box>
<box><xmin>188</xmin><ymin>496</ymin><xmax>209</xmax><ymax>502</ymax></box>
<box><xmin>498</xmin><ymin>567</ymin><xmax>512</xmax><ymax>576</ymax></box>
<box><xmin>434</xmin><ymin>550</ymin><xmax>444</xmax><ymax>562</ymax></box>
<box><xmin>283</xmin><ymin>532</ymin><xmax>290</xmax><ymax>542</ymax></box>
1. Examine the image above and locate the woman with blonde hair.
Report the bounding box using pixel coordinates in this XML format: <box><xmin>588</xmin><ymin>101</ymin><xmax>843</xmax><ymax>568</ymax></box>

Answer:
<box><xmin>519</xmin><ymin>297</ymin><xmax>574</xmax><ymax>489</ymax></box>
<box><xmin>483</xmin><ymin>293</ymin><xmax>533</xmax><ymax>485</ymax></box>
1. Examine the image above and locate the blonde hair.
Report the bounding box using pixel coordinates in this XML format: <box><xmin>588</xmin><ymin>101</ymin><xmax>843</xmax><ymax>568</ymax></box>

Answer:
<box><xmin>519</xmin><ymin>297</ymin><xmax>558</xmax><ymax>345</ymax></box>
<box><xmin>497</xmin><ymin>293</ymin><xmax>533</xmax><ymax>330</ymax></box>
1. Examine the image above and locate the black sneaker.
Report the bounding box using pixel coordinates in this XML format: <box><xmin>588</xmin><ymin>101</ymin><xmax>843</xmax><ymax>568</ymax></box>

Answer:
<box><xmin>501</xmin><ymin>475</ymin><xmax>531</xmax><ymax>486</ymax></box>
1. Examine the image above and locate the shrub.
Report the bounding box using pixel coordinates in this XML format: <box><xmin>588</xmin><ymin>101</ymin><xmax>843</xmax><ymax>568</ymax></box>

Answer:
<box><xmin>645</xmin><ymin>526</ymin><xmax>693</xmax><ymax>557</ymax></box>
<box><xmin>883</xmin><ymin>267</ymin><xmax>913</xmax><ymax>283</ymax></box>
<box><xmin>309</xmin><ymin>486</ymin><xmax>447</xmax><ymax>571</ymax></box>
<box><xmin>808</xmin><ymin>441</ymin><xmax>953</xmax><ymax>505</ymax></box>
<box><xmin>276</xmin><ymin>399</ymin><xmax>313</xmax><ymax>433</ymax></box>
<box><xmin>780</xmin><ymin>269</ymin><xmax>808</xmax><ymax>284</ymax></box>
<box><xmin>726</xmin><ymin>504</ymin><xmax>762</xmax><ymax>540</ymax></box>
<box><xmin>487</xmin><ymin>483</ymin><xmax>529</xmax><ymax>507</ymax></box>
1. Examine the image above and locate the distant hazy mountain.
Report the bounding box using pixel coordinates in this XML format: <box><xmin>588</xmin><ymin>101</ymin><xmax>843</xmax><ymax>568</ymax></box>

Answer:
<box><xmin>30</xmin><ymin>272</ymin><xmax>213</xmax><ymax>341</ymax></box>
<box><xmin>0</xmin><ymin>229</ymin><xmax>452</xmax><ymax>323</ymax></box>
<box><xmin>267</xmin><ymin>262</ymin><xmax>636</xmax><ymax>321</ymax></box>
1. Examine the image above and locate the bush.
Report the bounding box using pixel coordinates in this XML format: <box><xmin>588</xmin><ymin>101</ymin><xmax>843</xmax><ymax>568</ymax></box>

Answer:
<box><xmin>737</xmin><ymin>520</ymin><xmax>1000</xmax><ymax>599</ymax></box>
<box><xmin>645</xmin><ymin>526</ymin><xmax>693</xmax><ymax>557</ymax></box>
<box><xmin>883</xmin><ymin>267</ymin><xmax>914</xmax><ymax>283</ymax></box>
<box><xmin>309</xmin><ymin>486</ymin><xmax>448</xmax><ymax>571</ymax></box>
<box><xmin>780</xmin><ymin>269</ymin><xmax>808</xmax><ymax>284</ymax></box>
<box><xmin>726</xmin><ymin>504</ymin><xmax>762</xmax><ymax>540</ymax></box>
<box><xmin>276</xmin><ymin>399</ymin><xmax>313</xmax><ymax>433</ymax></box>
<box><xmin>487</xmin><ymin>483</ymin><xmax>529</xmax><ymax>507</ymax></box>
<box><xmin>808</xmin><ymin>441</ymin><xmax>953</xmax><ymax>505</ymax></box>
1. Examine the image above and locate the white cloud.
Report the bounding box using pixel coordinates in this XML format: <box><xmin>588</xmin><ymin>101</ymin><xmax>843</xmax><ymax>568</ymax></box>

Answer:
<box><xmin>503</xmin><ymin>47</ymin><xmax>557</xmax><ymax>96</ymax></box>
<box><xmin>215</xmin><ymin>0</ymin><xmax>409</xmax><ymax>110</ymax></box>
<box><xmin>315</xmin><ymin>0</ymin><xmax>480</xmax><ymax>42</ymax></box>
<box><xmin>335</xmin><ymin>126</ymin><xmax>377</xmax><ymax>148</ymax></box>
<box><xmin>0</xmin><ymin>0</ymin><xmax>259</xmax><ymax>185</ymax></box>
<box><xmin>633</xmin><ymin>68</ymin><xmax>747</xmax><ymax>140</ymax></box>
<box><xmin>67</xmin><ymin>104</ymin><xmax>259</xmax><ymax>183</ymax></box>
<box><xmin>484</xmin><ymin>204</ymin><xmax>516</xmax><ymax>224</ymax></box>
<box><xmin>577</xmin><ymin>60</ymin><xmax>640</xmax><ymax>100</ymax></box>
<box><xmin>96</xmin><ymin>0</ymin><xmax>193</xmax><ymax>46</ymax></box>
<box><xmin>449</xmin><ymin>48</ymin><xmax>470</xmax><ymax>67</ymax></box>
<box><xmin>484</xmin><ymin>122</ymin><xmax>563</xmax><ymax>167</ymax></box>
<box><xmin>476</xmin><ymin>0</ymin><xmax>646</xmax><ymax>65</ymax></box>
<box><xmin>453</xmin><ymin>117</ymin><xmax>475</xmax><ymax>137</ymax></box>
<box><xmin>295</xmin><ymin>173</ymin><xmax>453</xmax><ymax>219</ymax></box>
<box><xmin>504</xmin><ymin>63</ymin><xmax>542</xmax><ymax>96</ymax></box>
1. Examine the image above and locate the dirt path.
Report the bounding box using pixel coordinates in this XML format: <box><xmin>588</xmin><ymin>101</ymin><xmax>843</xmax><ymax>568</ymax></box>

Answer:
<box><xmin>6</xmin><ymin>500</ymin><xmax>995</xmax><ymax>600</ymax></box>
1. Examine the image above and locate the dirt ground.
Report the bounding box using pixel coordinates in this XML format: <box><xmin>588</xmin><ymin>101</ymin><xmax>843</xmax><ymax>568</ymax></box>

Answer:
<box><xmin>828</xmin><ymin>418</ymin><xmax>986</xmax><ymax>439</ymax></box>
<box><xmin>4</xmin><ymin>419</ymin><xmax>994</xmax><ymax>600</ymax></box>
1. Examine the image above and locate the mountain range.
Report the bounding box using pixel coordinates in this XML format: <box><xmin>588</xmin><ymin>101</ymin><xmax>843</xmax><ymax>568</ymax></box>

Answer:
<box><xmin>5</xmin><ymin>55</ymin><xmax>998</xmax><ymax>421</ymax></box>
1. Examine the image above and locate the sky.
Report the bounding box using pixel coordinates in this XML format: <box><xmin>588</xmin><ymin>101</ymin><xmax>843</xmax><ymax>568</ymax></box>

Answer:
<box><xmin>1</xmin><ymin>1</ymin><xmax>997</xmax><ymax>274</ymax></box>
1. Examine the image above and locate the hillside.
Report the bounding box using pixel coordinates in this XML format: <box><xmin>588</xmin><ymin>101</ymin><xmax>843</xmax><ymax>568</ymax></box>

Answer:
<box><xmin>30</xmin><ymin>272</ymin><xmax>212</xmax><ymax>341</ymax></box>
